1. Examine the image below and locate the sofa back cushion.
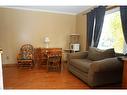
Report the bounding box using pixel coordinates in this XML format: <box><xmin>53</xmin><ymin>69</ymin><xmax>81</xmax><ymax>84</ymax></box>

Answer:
<box><xmin>87</xmin><ymin>47</ymin><xmax>115</xmax><ymax>61</ymax></box>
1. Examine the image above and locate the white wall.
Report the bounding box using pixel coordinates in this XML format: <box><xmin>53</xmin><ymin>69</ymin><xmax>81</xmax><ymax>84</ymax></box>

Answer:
<box><xmin>0</xmin><ymin>8</ymin><xmax>76</xmax><ymax>64</ymax></box>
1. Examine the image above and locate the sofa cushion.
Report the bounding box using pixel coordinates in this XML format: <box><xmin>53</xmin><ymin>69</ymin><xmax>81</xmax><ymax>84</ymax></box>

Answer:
<box><xmin>70</xmin><ymin>59</ymin><xmax>93</xmax><ymax>73</ymax></box>
<box><xmin>88</xmin><ymin>47</ymin><xmax>115</xmax><ymax>61</ymax></box>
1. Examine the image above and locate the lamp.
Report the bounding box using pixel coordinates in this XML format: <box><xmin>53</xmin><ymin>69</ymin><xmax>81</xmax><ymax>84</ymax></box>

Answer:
<box><xmin>44</xmin><ymin>37</ymin><xmax>50</xmax><ymax>48</ymax></box>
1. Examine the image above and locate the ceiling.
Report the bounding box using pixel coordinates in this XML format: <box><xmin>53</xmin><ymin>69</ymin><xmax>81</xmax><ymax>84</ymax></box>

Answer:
<box><xmin>5</xmin><ymin>6</ymin><xmax>94</xmax><ymax>15</ymax></box>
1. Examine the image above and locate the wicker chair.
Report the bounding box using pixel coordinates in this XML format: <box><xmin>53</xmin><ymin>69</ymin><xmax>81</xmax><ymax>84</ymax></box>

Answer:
<box><xmin>17</xmin><ymin>44</ymin><xmax>34</xmax><ymax>68</ymax></box>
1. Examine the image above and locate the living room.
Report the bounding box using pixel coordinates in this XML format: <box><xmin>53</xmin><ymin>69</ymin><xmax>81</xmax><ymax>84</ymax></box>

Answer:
<box><xmin>0</xmin><ymin>6</ymin><xmax>88</xmax><ymax>89</ymax></box>
<box><xmin>0</xmin><ymin>3</ymin><xmax>127</xmax><ymax>95</ymax></box>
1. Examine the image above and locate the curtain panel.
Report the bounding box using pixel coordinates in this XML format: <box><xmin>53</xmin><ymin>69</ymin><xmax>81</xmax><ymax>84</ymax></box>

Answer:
<box><xmin>120</xmin><ymin>6</ymin><xmax>127</xmax><ymax>44</ymax></box>
<box><xmin>93</xmin><ymin>6</ymin><xmax>106</xmax><ymax>47</ymax></box>
<box><xmin>87</xmin><ymin>10</ymin><xmax>95</xmax><ymax>47</ymax></box>
<box><xmin>87</xmin><ymin>6</ymin><xmax>106</xmax><ymax>47</ymax></box>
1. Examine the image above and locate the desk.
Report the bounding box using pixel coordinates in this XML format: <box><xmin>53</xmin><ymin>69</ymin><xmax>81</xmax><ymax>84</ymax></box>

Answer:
<box><xmin>34</xmin><ymin>48</ymin><xmax>62</xmax><ymax>69</ymax></box>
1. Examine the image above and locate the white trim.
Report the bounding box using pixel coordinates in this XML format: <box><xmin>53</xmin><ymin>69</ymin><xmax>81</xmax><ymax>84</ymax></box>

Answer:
<box><xmin>1</xmin><ymin>7</ymin><xmax>77</xmax><ymax>15</ymax></box>
<box><xmin>82</xmin><ymin>6</ymin><xmax>96</xmax><ymax>15</ymax></box>
<box><xmin>0</xmin><ymin>51</ymin><xmax>3</xmax><ymax>89</ymax></box>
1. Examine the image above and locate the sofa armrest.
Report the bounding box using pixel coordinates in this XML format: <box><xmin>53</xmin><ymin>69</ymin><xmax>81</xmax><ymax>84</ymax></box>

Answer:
<box><xmin>90</xmin><ymin>57</ymin><xmax>123</xmax><ymax>72</ymax></box>
<box><xmin>68</xmin><ymin>51</ymin><xmax>88</xmax><ymax>59</ymax></box>
<box><xmin>115</xmin><ymin>53</ymin><xmax>124</xmax><ymax>57</ymax></box>
<box><xmin>88</xmin><ymin>57</ymin><xmax>123</xmax><ymax>87</ymax></box>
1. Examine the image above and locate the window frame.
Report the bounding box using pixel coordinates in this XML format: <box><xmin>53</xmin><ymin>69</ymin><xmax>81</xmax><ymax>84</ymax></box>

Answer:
<box><xmin>98</xmin><ymin>7</ymin><xmax>126</xmax><ymax>53</ymax></box>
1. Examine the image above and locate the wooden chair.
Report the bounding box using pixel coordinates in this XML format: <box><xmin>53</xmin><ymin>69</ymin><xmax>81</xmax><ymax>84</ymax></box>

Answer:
<box><xmin>17</xmin><ymin>44</ymin><xmax>34</xmax><ymax>68</ymax></box>
<box><xmin>47</xmin><ymin>49</ymin><xmax>62</xmax><ymax>72</ymax></box>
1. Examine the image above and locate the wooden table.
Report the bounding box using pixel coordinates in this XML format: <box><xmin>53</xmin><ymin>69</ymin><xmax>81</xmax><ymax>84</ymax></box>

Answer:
<box><xmin>34</xmin><ymin>48</ymin><xmax>62</xmax><ymax>70</ymax></box>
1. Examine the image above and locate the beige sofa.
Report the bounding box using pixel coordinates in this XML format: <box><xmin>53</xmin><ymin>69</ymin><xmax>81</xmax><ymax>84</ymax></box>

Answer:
<box><xmin>68</xmin><ymin>47</ymin><xmax>123</xmax><ymax>87</ymax></box>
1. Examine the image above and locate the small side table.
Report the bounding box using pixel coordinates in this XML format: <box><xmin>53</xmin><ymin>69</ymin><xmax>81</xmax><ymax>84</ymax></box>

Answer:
<box><xmin>121</xmin><ymin>57</ymin><xmax>127</xmax><ymax>88</ymax></box>
<box><xmin>64</xmin><ymin>49</ymin><xmax>74</xmax><ymax>53</ymax></box>
<box><xmin>63</xmin><ymin>49</ymin><xmax>74</xmax><ymax>64</ymax></box>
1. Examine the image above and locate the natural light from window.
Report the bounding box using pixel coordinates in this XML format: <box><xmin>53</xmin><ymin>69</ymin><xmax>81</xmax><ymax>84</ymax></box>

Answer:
<box><xmin>98</xmin><ymin>10</ymin><xmax>125</xmax><ymax>53</ymax></box>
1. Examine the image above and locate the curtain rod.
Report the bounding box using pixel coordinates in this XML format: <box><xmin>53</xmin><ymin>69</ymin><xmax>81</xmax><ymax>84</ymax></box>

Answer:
<box><xmin>83</xmin><ymin>6</ymin><xmax>119</xmax><ymax>15</ymax></box>
<box><xmin>106</xmin><ymin>6</ymin><xmax>119</xmax><ymax>11</ymax></box>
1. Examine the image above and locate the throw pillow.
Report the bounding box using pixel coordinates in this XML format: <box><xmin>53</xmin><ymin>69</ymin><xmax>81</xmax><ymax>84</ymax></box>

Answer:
<box><xmin>87</xmin><ymin>47</ymin><xmax>115</xmax><ymax>61</ymax></box>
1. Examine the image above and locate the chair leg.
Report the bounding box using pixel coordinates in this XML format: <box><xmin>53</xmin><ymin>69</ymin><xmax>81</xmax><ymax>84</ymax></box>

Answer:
<box><xmin>30</xmin><ymin>62</ymin><xmax>34</xmax><ymax>69</ymax></box>
<box><xmin>30</xmin><ymin>64</ymin><xmax>33</xmax><ymax>69</ymax></box>
<box><xmin>59</xmin><ymin>64</ymin><xmax>61</xmax><ymax>72</ymax></box>
<box><xmin>17</xmin><ymin>62</ymin><xmax>21</xmax><ymax>69</ymax></box>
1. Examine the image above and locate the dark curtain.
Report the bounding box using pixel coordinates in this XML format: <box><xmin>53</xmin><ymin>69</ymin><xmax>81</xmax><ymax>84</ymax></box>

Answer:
<box><xmin>93</xmin><ymin>6</ymin><xmax>106</xmax><ymax>47</ymax></box>
<box><xmin>87</xmin><ymin>10</ymin><xmax>95</xmax><ymax>47</ymax></box>
<box><xmin>120</xmin><ymin>6</ymin><xmax>127</xmax><ymax>43</ymax></box>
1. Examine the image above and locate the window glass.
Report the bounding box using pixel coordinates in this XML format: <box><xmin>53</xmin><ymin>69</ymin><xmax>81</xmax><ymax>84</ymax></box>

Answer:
<box><xmin>98</xmin><ymin>10</ymin><xmax>124</xmax><ymax>53</ymax></box>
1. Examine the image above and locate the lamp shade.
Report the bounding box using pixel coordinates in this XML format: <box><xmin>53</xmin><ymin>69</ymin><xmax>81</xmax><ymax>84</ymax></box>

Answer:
<box><xmin>44</xmin><ymin>37</ymin><xmax>50</xmax><ymax>43</ymax></box>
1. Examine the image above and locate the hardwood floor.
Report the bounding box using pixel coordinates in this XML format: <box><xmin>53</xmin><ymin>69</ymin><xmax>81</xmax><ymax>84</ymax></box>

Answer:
<box><xmin>3</xmin><ymin>63</ymin><xmax>121</xmax><ymax>89</ymax></box>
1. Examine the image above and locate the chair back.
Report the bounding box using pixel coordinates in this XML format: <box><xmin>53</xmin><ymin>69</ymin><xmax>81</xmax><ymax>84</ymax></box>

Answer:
<box><xmin>47</xmin><ymin>49</ymin><xmax>62</xmax><ymax>63</ymax></box>
<box><xmin>20</xmin><ymin>44</ymin><xmax>34</xmax><ymax>60</ymax></box>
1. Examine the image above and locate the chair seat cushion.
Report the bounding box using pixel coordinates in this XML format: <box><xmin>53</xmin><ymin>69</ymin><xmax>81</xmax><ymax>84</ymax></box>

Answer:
<box><xmin>70</xmin><ymin>59</ymin><xmax>93</xmax><ymax>73</ymax></box>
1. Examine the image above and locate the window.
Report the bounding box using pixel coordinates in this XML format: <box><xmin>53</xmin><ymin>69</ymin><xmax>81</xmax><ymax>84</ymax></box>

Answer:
<box><xmin>98</xmin><ymin>8</ymin><xmax>126</xmax><ymax>53</ymax></box>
